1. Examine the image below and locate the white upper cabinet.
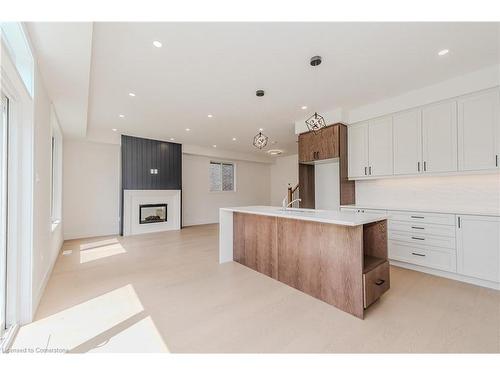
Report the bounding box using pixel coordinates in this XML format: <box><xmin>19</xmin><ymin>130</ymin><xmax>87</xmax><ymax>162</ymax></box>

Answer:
<box><xmin>368</xmin><ymin>116</ymin><xmax>393</xmax><ymax>176</ymax></box>
<box><xmin>347</xmin><ymin>87</ymin><xmax>500</xmax><ymax>180</ymax></box>
<box><xmin>348</xmin><ymin>122</ymin><xmax>369</xmax><ymax>178</ymax></box>
<box><xmin>422</xmin><ymin>100</ymin><xmax>458</xmax><ymax>173</ymax></box>
<box><xmin>393</xmin><ymin>109</ymin><xmax>422</xmax><ymax>175</ymax></box>
<box><xmin>458</xmin><ymin>89</ymin><xmax>500</xmax><ymax>171</ymax></box>
<box><xmin>457</xmin><ymin>215</ymin><xmax>500</xmax><ymax>282</ymax></box>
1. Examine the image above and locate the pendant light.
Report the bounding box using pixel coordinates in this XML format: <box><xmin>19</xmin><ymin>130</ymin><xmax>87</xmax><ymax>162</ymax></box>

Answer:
<box><xmin>305</xmin><ymin>55</ymin><xmax>327</xmax><ymax>134</ymax></box>
<box><xmin>305</xmin><ymin>112</ymin><xmax>327</xmax><ymax>134</ymax></box>
<box><xmin>253</xmin><ymin>130</ymin><xmax>269</xmax><ymax>149</ymax></box>
<box><xmin>252</xmin><ymin>89</ymin><xmax>269</xmax><ymax>149</ymax></box>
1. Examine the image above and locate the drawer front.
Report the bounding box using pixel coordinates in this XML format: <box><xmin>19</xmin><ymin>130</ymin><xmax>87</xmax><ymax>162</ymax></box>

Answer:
<box><xmin>340</xmin><ymin>208</ymin><xmax>359</xmax><ymax>213</ymax></box>
<box><xmin>389</xmin><ymin>220</ymin><xmax>456</xmax><ymax>237</ymax></box>
<box><xmin>363</xmin><ymin>261</ymin><xmax>390</xmax><ymax>308</ymax></box>
<box><xmin>389</xmin><ymin>240</ymin><xmax>457</xmax><ymax>272</ymax></box>
<box><xmin>362</xmin><ymin>209</ymin><xmax>388</xmax><ymax>215</ymax></box>
<box><xmin>388</xmin><ymin>210</ymin><xmax>455</xmax><ymax>226</ymax></box>
<box><xmin>340</xmin><ymin>208</ymin><xmax>387</xmax><ymax>215</ymax></box>
<box><xmin>388</xmin><ymin>229</ymin><xmax>456</xmax><ymax>249</ymax></box>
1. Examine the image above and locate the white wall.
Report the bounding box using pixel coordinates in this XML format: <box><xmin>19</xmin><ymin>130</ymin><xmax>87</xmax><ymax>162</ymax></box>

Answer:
<box><xmin>63</xmin><ymin>139</ymin><xmax>120</xmax><ymax>239</ymax></box>
<box><xmin>182</xmin><ymin>154</ymin><xmax>271</xmax><ymax>226</ymax></box>
<box><xmin>315</xmin><ymin>161</ymin><xmax>340</xmax><ymax>210</ymax></box>
<box><xmin>32</xmin><ymin>67</ymin><xmax>64</xmax><ymax>316</ymax></box>
<box><xmin>347</xmin><ymin>65</ymin><xmax>500</xmax><ymax>124</ymax></box>
<box><xmin>355</xmin><ymin>173</ymin><xmax>500</xmax><ymax>213</ymax></box>
<box><xmin>269</xmin><ymin>154</ymin><xmax>299</xmax><ymax>206</ymax></box>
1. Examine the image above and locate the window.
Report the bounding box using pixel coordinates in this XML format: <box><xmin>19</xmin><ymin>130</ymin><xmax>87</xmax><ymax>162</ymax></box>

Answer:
<box><xmin>0</xmin><ymin>22</ymin><xmax>34</xmax><ymax>97</ymax></box>
<box><xmin>209</xmin><ymin>161</ymin><xmax>235</xmax><ymax>192</ymax></box>
<box><xmin>50</xmin><ymin>107</ymin><xmax>62</xmax><ymax>228</ymax></box>
<box><xmin>50</xmin><ymin>135</ymin><xmax>55</xmax><ymax>219</ymax></box>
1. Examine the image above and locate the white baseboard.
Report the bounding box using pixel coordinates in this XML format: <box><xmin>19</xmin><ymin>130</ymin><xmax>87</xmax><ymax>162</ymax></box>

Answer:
<box><xmin>63</xmin><ymin>231</ymin><xmax>120</xmax><ymax>241</ymax></box>
<box><xmin>390</xmin><ymin>260</ymin><xmax>500</xmax><ymax>290</ymax></box>
<box><xmin>182</xmin><ymin>220</ymin><xmax>218</xmax><ymax>227</ymax></box>
<box><xmin>0</xmin><ymin>324</ymin><xmax>19</xmax><ymax>353</ymax></box>
<box><xmin>32</xmin><ymin>240</ymin><xmax>63</xmax><ymax>320</ymax></box>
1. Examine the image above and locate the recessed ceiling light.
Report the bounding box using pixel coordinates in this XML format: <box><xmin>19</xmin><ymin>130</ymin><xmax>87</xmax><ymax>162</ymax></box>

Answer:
<box><xmin>232</xmin><ymin>137</ymin><xmax>237</xmax><ymax>141</ymax></box>
<box><xmin>268</xmin><ymin>149</ymin><xmax>283</xmax><ymax>156</ymax></box>
<box><xmin>119</xmin><ymin>114</ymin><xmax>125</xmax><ymax>118</ymax></box>
<box><xmin>153</xmin><ymin>40</ymin><xmax>162</xmax><ymax>48</ymax></box>
<box><xmin>112</xmin><ymin>128</ymin><xmax>117</xmax><ymax>132</ymax></box>
<box><xmin>128</xmin><ymin>92</ymin><xmax>136</xmax><ymax>97</ymax></box>
<box><xmin>207</xmin><ymin>114</ymin><xmax>213</xmax><ymax>118</ymax></box>
<box><xmin>301</xmin><ymin>106</ymin><xmax>308</xmax><ymax>110</ymax></box>
<box><xmin>170</xmin><ymin>138</ymin><xmax>175</xmax><ymax>141</ymax></box>
<box><xmin>438</xmin><ymin>49</ymin><xmax>449</xmax><ymax>56</ymax></box>
<box><xmin>259</xmin><ymin>128</ymin><xmax>264</xmax><ymax>132</ymax></box>
<box><xmin>212</xmin><ymin>145</ymin><xmax>217</xmax><ymax>148</ymax></box>
<box><xmin>185</xmin><ymin>128</ymin><xmax>190</xmax><ymax>132</ymax></box>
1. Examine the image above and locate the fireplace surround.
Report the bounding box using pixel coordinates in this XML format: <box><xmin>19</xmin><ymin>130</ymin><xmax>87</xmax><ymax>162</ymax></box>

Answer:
<box><xmin>123</xmin><ymin>190</ymin><xmax>180</xmax><ymax>236</ymax></box>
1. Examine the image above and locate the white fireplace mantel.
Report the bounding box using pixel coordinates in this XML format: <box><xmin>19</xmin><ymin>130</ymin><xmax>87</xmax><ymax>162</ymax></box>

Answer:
<box><xmin>123</xmin><ymin>190</ymin><xmax>181</xmax><ymax>236</ymax></box>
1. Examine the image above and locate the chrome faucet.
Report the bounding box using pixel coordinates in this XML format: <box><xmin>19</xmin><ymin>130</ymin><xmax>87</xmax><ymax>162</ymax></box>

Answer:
<box><xmin>287</xmin><ymin>198</ymin><xmax>302</xmax><ymax>208</ymax></box>
<box><xmin>282</xmin><ymin>196</ymin><xmax>302</xmax><ymax>209</ymax></box>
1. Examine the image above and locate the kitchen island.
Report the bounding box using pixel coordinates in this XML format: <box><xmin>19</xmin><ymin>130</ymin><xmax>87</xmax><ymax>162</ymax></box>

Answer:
<box><xmin>219</xmin><ymin>206</ymin><xmax>390</xmax><ymax>319</ymax></box>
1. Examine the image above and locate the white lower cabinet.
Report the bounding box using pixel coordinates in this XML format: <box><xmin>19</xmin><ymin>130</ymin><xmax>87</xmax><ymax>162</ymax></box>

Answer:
<box><xmin>388</xmin><ymin>211</ymin><xmax>457</xmax><ymax>272</ymax></box>
<box><xmin>389</xmin><ymin>240</ymin><xmax>456</xmax><ymax>272</ymax></box>
<box><xmin>341</xmin><ymin>206</ymin><xmax>500</xmax><ymax>289</ymax></box>
<box><xmin>456</xmin><ymin>215</ymin><xmax>500</xmax><ymax>283</ymax></box>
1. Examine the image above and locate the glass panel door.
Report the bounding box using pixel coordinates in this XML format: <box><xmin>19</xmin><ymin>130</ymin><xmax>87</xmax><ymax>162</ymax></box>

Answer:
<box><xmin>0</xmin><ymin>94</ymin><xmax>8</xmax><ymax>338</ymax></box>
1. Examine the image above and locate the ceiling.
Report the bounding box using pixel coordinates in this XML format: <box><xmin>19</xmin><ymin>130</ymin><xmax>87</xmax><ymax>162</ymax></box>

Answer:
<box><xmin>28</xmin><ymin>22</ymin><xmax>499</xmax><ymax>156</ymax></box>
<box><xmin>27</xmin><ymin>22</ymin><xmax>93</xmax><ymax>138</ymax></box>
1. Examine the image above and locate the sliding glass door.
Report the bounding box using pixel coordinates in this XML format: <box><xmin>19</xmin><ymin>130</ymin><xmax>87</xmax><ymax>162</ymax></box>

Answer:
<box><xmin>0</xmin><ymin>94</ymin><xmax>8</xmax><ymax>338</ymax></box>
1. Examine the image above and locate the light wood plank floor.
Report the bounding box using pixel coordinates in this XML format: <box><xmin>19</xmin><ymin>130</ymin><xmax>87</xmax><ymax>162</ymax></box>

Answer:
<box><xmin>13</xmin><ymin>224</ymin><xmax>500</xmax><ymax>353</ymax></box>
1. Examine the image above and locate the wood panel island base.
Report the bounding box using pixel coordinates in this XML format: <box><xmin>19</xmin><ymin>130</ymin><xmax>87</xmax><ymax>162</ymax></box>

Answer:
<box><xmin>219</xmin><ymin>206</ymin><xmax>390</xmax><ymax>319</ymax></box>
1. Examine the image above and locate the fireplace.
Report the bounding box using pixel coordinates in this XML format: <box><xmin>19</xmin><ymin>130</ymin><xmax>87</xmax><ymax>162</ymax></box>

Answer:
<box><xmin>139</xmin><ymin>204</ymin><xmax>167</xmax><ymax>224</ymax></box>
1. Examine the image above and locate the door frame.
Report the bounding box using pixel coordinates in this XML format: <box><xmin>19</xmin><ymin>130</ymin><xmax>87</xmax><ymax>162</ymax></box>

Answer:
<box><xmin>0</xmin><ymin>93</ymin><xmax>8</xmax><ymax>340</ymax></box>
<box><xmin>1</xmin><ymin>40</ymin><xmax>35</xmax><ymax>340</ymax></box>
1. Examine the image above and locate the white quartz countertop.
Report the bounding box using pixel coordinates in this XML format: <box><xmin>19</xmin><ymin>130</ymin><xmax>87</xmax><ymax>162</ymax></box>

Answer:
<box><xmin>339</xmin><ymin>204</ymin><xmax>500</xmax><ymax>217</ymax></box>
<box><xmin>220</xmin><ymin>206</ymin><xmax>387</xmax><ymax>226</ymax></box>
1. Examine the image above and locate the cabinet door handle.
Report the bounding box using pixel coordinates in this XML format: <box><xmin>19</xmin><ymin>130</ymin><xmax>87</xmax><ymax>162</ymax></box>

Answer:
<box><xmin>364</xmin><ymin>166</ymin><xmax>367</xmax><ymax>175</ymax></box>
<box><xmin>496</xmin><ymin>155</ymin><xmax>498</xmax><ymax>167</ymax></box>
<box><xmin>411</xmin><ymin>252</ymin><xmax>426</xmax><ymax>257</ymax></box>
<box><xmin>411</xmin><ymin>226</ymin><xmax>425</xmax><ymax>230</ymax></box>
<box><xmin>375</xmin><ymin>279</ymin><xmax>385</xmax><ymax>286</ymax></box>
<box><xmin>369</xmin><ymin>166</ymin><xmax>372</xmax><ymax>175</ymax></box>
<box><xmin>411</xmin><ymin>215</ymin><xmax>425</xmax><ymax>219</ymax></box>
<box><xmin>417</xmin><ymin>161</ymin><xmax>420</xmax><ymax>172</ymax></box>
<box><xmin>458</xmin><ymin>216</ymin><xmax>461</xmax><ymax>229</ymax></box>
<box><xmin>423</xmin><ymin>161</ymin><xmax>427</xmax><ymax>171</ymax></box>
<box><xmin>411</xmin><ymin>236</ymin><xmax>425</xmax><ymax>241</ymax></box>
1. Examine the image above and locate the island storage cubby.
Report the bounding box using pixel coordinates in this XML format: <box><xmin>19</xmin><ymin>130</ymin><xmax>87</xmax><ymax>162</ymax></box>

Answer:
<box><xmin>362</xmin><ymin>220</ymin><xmax>390</xmax><ymax>308</ymax></box>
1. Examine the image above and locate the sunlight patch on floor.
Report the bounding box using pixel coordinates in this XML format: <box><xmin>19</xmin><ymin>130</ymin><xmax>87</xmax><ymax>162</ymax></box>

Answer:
<box><xmin>12</xmin><ymin>284</ymin><xmax>154</xmax><ymax>352</ymax></box>
<box><xmin>84</xmin><ymin>316</ymin><xmax>169</xmax><ymax>353</ymax></box>
<box><xmin>79</xmin><ymin>238</ymin><xmax>119</xmax><ymax>251</ymax></box>
<box><xmin>79</xmin><ymin>242</ymin><xmax>126</xmax><ymax>263</ymax></box>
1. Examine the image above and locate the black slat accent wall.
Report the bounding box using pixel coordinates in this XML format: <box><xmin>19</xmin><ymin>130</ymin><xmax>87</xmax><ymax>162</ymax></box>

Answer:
<box><xmin>120</xmin><ymin>135</ymin><xmax>182</xmax><ymax>234</ymax></box>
